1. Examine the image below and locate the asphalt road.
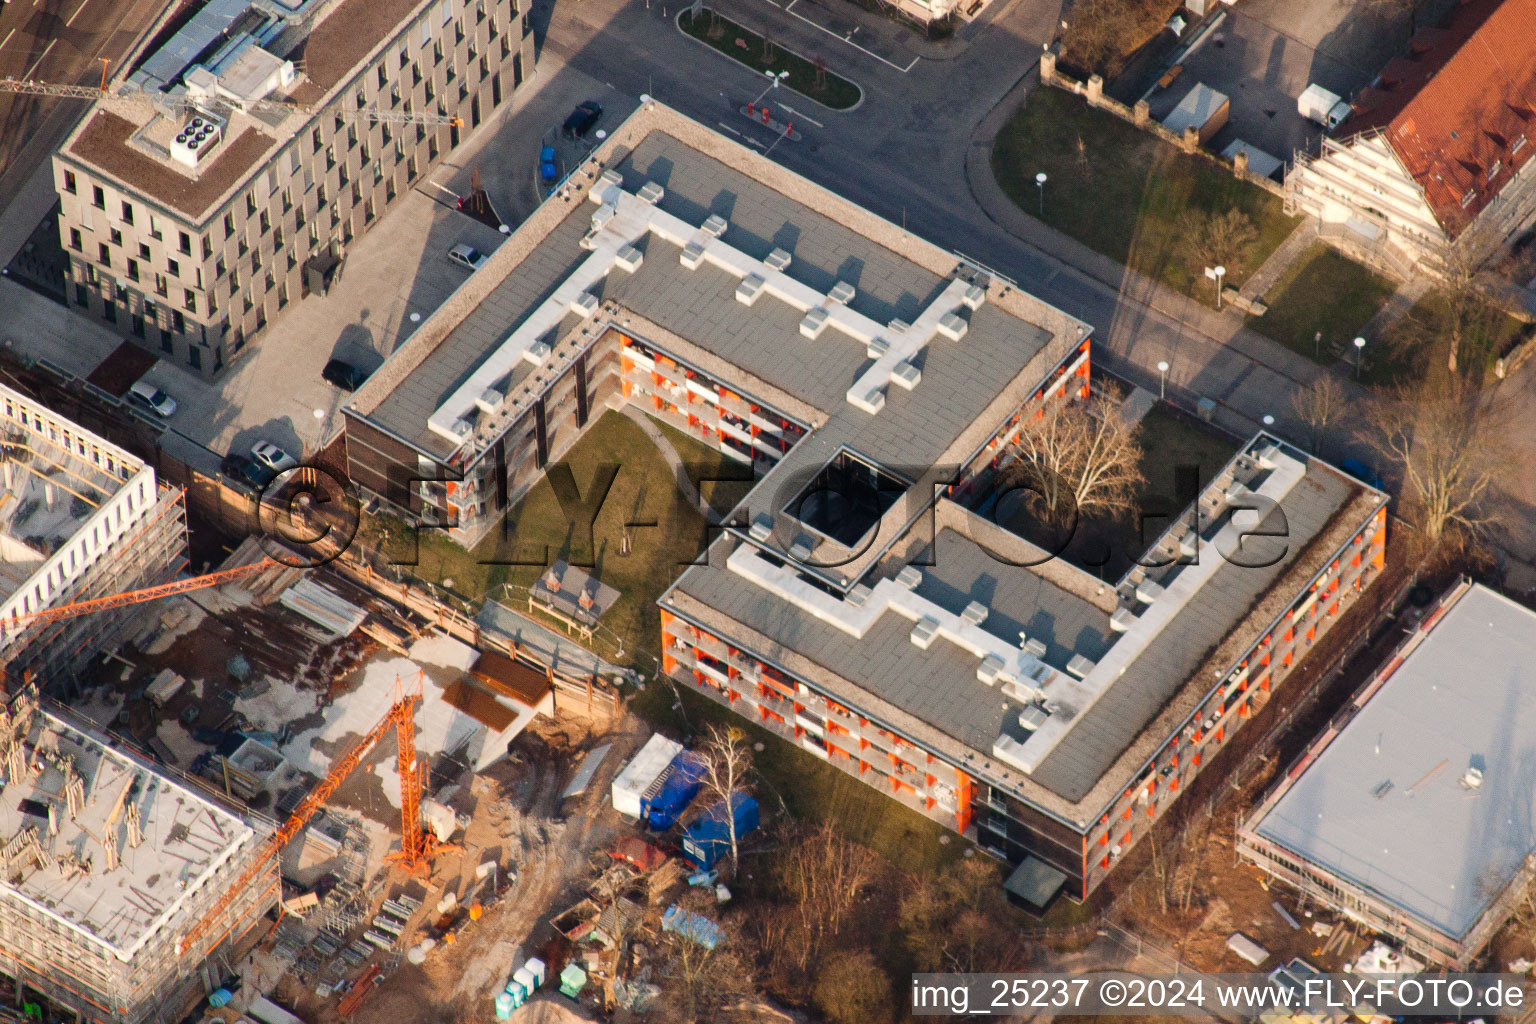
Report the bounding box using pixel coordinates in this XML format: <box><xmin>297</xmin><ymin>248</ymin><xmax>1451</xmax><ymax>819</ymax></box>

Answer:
<box><xmin>0</xmin><ymin>0</ymin><xmax>167</xmax><ymax>183</ymax></box>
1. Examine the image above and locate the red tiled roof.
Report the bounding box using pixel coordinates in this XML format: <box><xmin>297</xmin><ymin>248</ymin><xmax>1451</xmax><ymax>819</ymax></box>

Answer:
<box><xmin>1347</xmin><ymin>0</ymin><xmax>1536</xmax><ymax>238</ymax></box>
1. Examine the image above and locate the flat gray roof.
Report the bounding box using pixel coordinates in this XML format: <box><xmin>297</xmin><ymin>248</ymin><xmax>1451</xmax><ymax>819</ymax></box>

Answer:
<box><xmin>358</xmin><ymin>126</ymin><xmax>1060</xmax><ymax>465</ymax></box>
<box><xmin>1254</xmin><ymin>584</ymin><xmax>1536</xmax><ymax>939</ymax></box>
<box><xmin>1029</xmin><ymin>459</ymin><xmax>1354</xmax><ymax>800</ymax></box>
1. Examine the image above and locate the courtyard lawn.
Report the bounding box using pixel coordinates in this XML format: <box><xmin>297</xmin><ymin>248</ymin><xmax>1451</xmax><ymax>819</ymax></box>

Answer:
<box><xmin>1133</xmin><ymin>404</ymin><xmax>1242</xmax><ymax>506</ymax></box>
<box><xmin>680</xmin><ymin>8</ymin><xmax>862</xmax><ymax>111</ymax></box>
<box><xmin>353</xmin><ymin>410</ymin><xmax>716</xmax><ymax>665</ymax></box>
<box><xmin>1250</xmin><ymin>245</ymin><xmax>1396</xmax><ymax>364</ymax></box>
<box><xmin>991</xmin><ymin>88</ymin><xmax>1295</xmax><ymax>298</ymax></box>
<box><xmin>656</xmin><ymin>420</ymin><xmax>756</xmax><ymax>518</ymax></box>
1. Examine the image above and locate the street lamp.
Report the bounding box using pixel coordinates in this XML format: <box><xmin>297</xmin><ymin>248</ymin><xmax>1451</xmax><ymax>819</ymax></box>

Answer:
<box><xmin>1353</xmin><ymin>336</ymin><xmax>1366</xmax><ymax>379</ymax></box>
<box><xmin>1035</xmin><ymin>172</ymin><xmax>1047</xmax><ymax>216</ymax></box>
<box><xmin>1156</xmin><ymin>360</ymin><xmax>1170</xmax><ymax>400</ymax></box>
<box><xmin>1262</xmin><ymin>414</ymin><xmax>1275</xmax><ymax>429</ymax></box>
<box><xmin>1204</xmin><ymin>264</ymin><xmax>1227</xmax><ymax>310</ymax></box>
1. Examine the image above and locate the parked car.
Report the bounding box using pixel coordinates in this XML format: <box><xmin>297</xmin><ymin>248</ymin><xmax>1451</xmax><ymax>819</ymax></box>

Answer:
<box><xmin>127</xmin><ymin>380</ymin><xmax>177</xmax><ymax>417</ymax></box>
<box><xmin>447</xmin><ymin>242</ymin><xmax>488</xmax><ymax>271</ymax></box>
<box><xmin>322</xmin><ymin>358</ymin><xmax>369</xmax><ymax>391</ymax></box>
<box><xmin>562</xmin><ymin>100</ymin><xmax>602</xmax><ymax>139</ymax></box>
<box><xmin>250</xmin><ymin>440</ymin><xmax>298</xmax><ymax>473</ymax></box>
<box><xmin>221</xmin><ymin>452</ymin><xmax>276</xmax><ymax>489</ymax></box>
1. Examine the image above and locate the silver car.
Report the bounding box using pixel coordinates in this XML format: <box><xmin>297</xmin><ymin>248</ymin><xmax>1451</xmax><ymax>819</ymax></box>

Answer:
<box><xmin>448</xmin><ymin>242</ymin><xmax>488</xmax><ymax>271</ymax></box>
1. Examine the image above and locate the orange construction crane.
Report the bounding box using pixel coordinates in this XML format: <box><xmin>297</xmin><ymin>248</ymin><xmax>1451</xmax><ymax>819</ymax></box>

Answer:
<box><xmin>177</xmin><ymin>673</ymin><xmax>450</xmax><ymax>958</ymax></box>
<box><xmin>0</xmin><ymin>558</ymin><xmax>281</xmax><ymax>637</ymax></box>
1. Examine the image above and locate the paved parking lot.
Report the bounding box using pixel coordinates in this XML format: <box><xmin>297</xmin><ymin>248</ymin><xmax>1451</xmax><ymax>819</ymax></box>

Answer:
<box><xmin>1147</xmin><ymin>0</ymin><xmax>1455</xmax><ymax>170</ymax></box>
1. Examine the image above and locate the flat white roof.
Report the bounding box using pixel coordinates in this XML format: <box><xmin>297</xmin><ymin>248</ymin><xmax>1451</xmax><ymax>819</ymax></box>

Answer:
<box><xmin>1253</xmin><ymin>584</ymin><xmax>1536</xmax><ymax>939</ymax></box>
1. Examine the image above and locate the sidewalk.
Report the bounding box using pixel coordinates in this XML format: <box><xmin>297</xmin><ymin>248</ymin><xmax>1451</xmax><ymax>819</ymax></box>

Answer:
<box><xmin>1238</xmin><ymin>216</ymin><xmax>1317</xmax><ymax>303</ymax></box>
<box><xmin>963</xmin><ymin>70</ymin><xmax>1375</xmax><ymax>453</ymax></box>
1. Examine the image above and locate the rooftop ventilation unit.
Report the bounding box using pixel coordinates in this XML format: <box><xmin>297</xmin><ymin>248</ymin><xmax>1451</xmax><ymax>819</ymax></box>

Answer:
<box><xmin>614</xmin><ymin>245</ymin><xmax>644</xmax><ymax>272</ymax></box>
<box><xmin>1023</xmin><ymin>637</ymin><xmax>1047</xmax><ymax>658</ymax></box>
<box><xmin>910</xmin><ymin>616</ymin><xmax>940</xmax><ymax>649</ymax></box>
<box><xmin>846</xmin><ymin>582</ymin><xmax>874</xmax><ymax>607</ymax></box>
<box><xmin>596</xmin><ymin>168</ymin><xmax>623</xmax><ymax>189</ymax></box>
<box><xmin>851</xmin><ymin>385</ymin><xmax>886</xmax><ymax>414</ymax></box>
<box><xmin>1018</xmin><ymin>704</ymin><xmax>1050</xmax><ymax>732</ymax></box>
<box><xmin>680</xmin><ymin>240</ymin><xmax>706</xmax><ymax>269</ymax></box>
<box><xmin>1255</xmin><ymin>443</ymin><xmax>1281</xmax><ymax>469</ymax></box>
<box><xmin>891</xmin><ymin>361</ymin><xmax>921</xmax><ymax>390</ymax></box>
<box><xmin>962</xmin><ymin>601</ymin><xmax>988</xmax><ymax>626</ymax></box>
<box><xmin>569</xmin><ymin>292</ymin><xmax>600</xmax><ymax>318</ymax></box>
<box><xmin>701</xmin><ymin>214</ymin><xmax>728</xmax><ymax>237</ymax></box>
<box><xmin>800</xmin><ymin>307</ymin><xmax>829</xmax><ymax>339</ymax></box>
<box><xmin>788</xmin><ymin>535</ymin><xmax>814</xmax><ymax>562</ymax></box>
<box><xmin>936</xmin><ymin>312</ymin><xmax>969</xmax><ymax>341</ymax></box>
<box><xmin>1066</xmin><ymin>653</ymin><xmax>1096</xmax><ymax>678</ymax></box>
<box><xmin>475</xmin><ymin>388</ymin><xmax>505</xmax><ymax>415</ymax></box>
<box><xmin>447</xmin><ymin>417</ymin><xmax>473</xmax><ymax>441</ymax></box>
<box><xmin>828</xmin><ymin>280</ymin><xmax>856</xmax><ymax>305</ymax></box>
<box><xmin>977</xmin><ymin>653</ymin><xmax>1005</xmax><ymax>684</ymax></box>
<box><xmin>1135</xmin><ymin>579</ymin><xmax>1165</xmax><ymax>605</ymax></box>
<box><xmin>1224</xmin><ymin>481</ymin><xmax>1250</xmax><ymax>505</ymax></box>
<box><xmin>169</xmin><ymin>108</ymin><xmax>225</xmax><ymax>168</ymax></box>
<box><xmin>1461</xmin><ymin>767</ymin><xmax>1484</xmax><ymax>790</ymax></box>
<box><xmin>749</xmin><ymin>513</ymin><xmax>774</xmax><ymax>542</ymax></box>
<box><xmin>961</xmin><ymin>283</ymin><xmax>987</xmax><ymax>310</ymax></box>
<box><xmin>887</xmin><ymin>318</ymin><xmax>911</xmax><ymax>333</ymax></box>
<box><xmin>866</xmin><ymin>337</ymin><xmax>890</xmax><ymax>359</ymax></box>
<box><xmin>637</xmin><ymin>180</ymin><xmax>665</xmax><ymax>204</ymax></box>
<box><xmin>736</xmin><ymin>273</ymin><xmax>766</xmax><ymax>306</ymax></box>
<box><xmin>764</xmin><ymin>247</ymin><xmax>792</xmax><ymax>271</ymax></box>
<box><xmin>523</xmin><ymin>341</ymin><xmax>552</xmax><ymax>366</ymax></box>
<box><xmin>896</xmin><ymin>566</ymin><xmax>923</xmax><ymax>589</ymax></box>
<box><xmin>590</xmin><ymin>204</ymin><xmax>616</xmax><ymax>232</ymax></box>
<box><xmin>1110</xmin><ymin>607</ymin><xmax>1138</xmax><ymax>632</ymax></box>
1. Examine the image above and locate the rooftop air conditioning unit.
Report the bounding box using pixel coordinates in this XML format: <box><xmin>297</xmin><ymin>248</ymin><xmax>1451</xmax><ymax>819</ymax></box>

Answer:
<box><xmin>569</xmin><ymin>291</ymin><xmax>599</xmax><ymax>318</ymax></box>
<box><xmin>1018</xmin><ymin>703</ymin><xmax>1050</xmax><ymax>732</ymax></box>
<box><xmin>679</xmin><ymin>240</ymin><xmax>706</xmax><ymax>270</ymax></box>
<box><xmin>614</xmin><ymin>245</ymin><xmax>644</xmax><ymax>273</ymax></box>
<box><xmin>976</xmin><ymin>654</ymin><xmax>1005</xmax><ymax>685</ymax></box>
<box><xmin>846</xmin><ymin>583</ymin><xmax>874</xmax><ymax>607</ymax></box>
<box><xmin>448</xmin><ymin>417</ymin><xmax>472</xmax><ymax>440</ymax></box>
<box><xmin>828</xmin><ymin>280</ymin><xmax>855</xmax><ymax>305</ymax></box>
<box><xmin>962</xmin><ymin>601</ymin><xmax>988</xmax><ymax>626</ymax></box>
<box><xmin>1111</xmin><ymin>607</ymin><xmax>1137</xmax><ymax>632</ymax></box>
<box><xmin>701</xmin><ymin>214</ymin><xmax>728</xmax><ymax>237</ymax></box>
<box><xmin>936</xmin><ymin>312</ymin><xmax>968</xmax><ymax>341</ymax></box>
<box><xmin>735</xmin><ymin>273</ymin><xmax>766</xmax><ymax>306</ymax></box>
<box><xmin>799</xmin><ymin>307</ymin><xmax>829</xmax><ymax>339</ymax></box>
<box><xmin>749</xmin><ymin>513</ymin><xmax>774</xmax><ymax>542</ymax></box>
<box><xmin>961</xmin><ymin>283</ymin><xmax>986</xmax><ymax>310</ymax></box>
<box><xmin>896</xmin><ymin>566</ymin><xmax>923</xmax><ymax>589</ymax></box>
<box><xmin>910</xmin><ymin>617</ymin><xmax>940</xmax><ymax>649</ymax></box>
<box><xmin>475</xmin><ymin>388</ymin><xmax>505</xmax><ymax>414</ymax></box>
<box><xmin>866</xmin><ymin>337</ymin><xmax>890</xmax><ymax>359</ymax></box>
<box><xmin>764</xmin><ymin>247</ymin><xmax>792</xmax><ymax>271</ymax></box>
<box><xmin>1066</xmin><ymin>653</ymin><xmax>1096</xmax><ymax>678</ymax></box>
<box><xmin>891</xmin><ymin>361</ymin><xmax>921</xmax><ymax>390</ymax></box>
<box><xmin>637</xmin><ymin>181</ymin><xmax>665</xmax><ymax>204</ymax></box>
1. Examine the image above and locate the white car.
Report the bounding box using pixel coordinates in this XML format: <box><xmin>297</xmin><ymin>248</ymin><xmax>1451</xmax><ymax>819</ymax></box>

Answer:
<box><xmin>250</xmin><ymin>441</ymin><xmax>298</xmax><ymax>473</ymax></box>
<box><xmin>448</xmin><ymin>242</ymin><xmax>488</xmax><ymax>271</ymax></box>
<box><xmin>128</xmin><ymin>380</ymin><xmax>177</xmax><ymax>417</ymax></box>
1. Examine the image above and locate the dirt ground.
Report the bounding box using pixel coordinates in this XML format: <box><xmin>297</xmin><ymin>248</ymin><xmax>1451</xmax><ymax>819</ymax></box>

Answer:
<box><xmin>278</xmin><ymin>709</ymin><xmax>650</xmax><ymax>1024</ymax></box>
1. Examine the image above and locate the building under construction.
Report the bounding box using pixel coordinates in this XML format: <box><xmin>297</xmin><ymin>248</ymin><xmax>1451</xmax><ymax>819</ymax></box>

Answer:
<box><xmin>0</xmin><ymin>382</ymin><xmax>187</xmax><ymax>690</ymax></box>
<box><xmin>0</xmin><ymin>689</ymin><xmax>278</xmax><ymax>1023</ymax></box>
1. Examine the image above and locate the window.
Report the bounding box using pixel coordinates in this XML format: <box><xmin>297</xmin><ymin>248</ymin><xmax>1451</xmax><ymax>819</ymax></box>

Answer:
<box><xmin>185</xmin><ymin>290</ymin><xmax>197</xmax><ymax>313</ymax></box>
<box><xmin>399</xmin><ymin>45</ymin><xmax>410</xmax><ymax>69</ymax></box>
<box><xmin>64</xmin><ymin>170</ymin><xmax>77</xmax><ymax>194</ymax></box>
<box><xmin>355</xmin><ymin>88</ymin><xmax>366</xmax><ymax>111</ymax></box>
<box><xmin>126</xmin><ymin>258</ymin><xmax>139</xmax><ymax>282</ymax></box>
<box><xmin>69</xmin><ymin>228</ymin><xmax>82</xmax><ymax>251</ymax></box>
<box><xmin>440</xmin><ymin>0</ymin><xmax>451</xmax><ymax>25</ymax></box>
<box><xmin>139</xmin><ymin>242</ymin><xmax>150</xmax><ymax>260</ymax></box>
<box><xmin>148</xmin><ymin>215</ymin><xmax>162</xmax><ymax>241</ymax></box>
<box><xmin>282</xmin><ymin>187</ymin><xmax>293</xmax><ymax>213</ymax></box>
<box><xmin>187</xmin><ymin>346</ymin><xmax>201</xmax><ymax>370</ymax></box>
<box><xmin>312</xmin><ymin>126</ymin><xmax>323</xmax><ymax>151</ymax></box>
<box><xmin>161</xmin><ymin>334</ymin><xmax>173</xmax><ymax>354</ymax></box>
<box><xmin>216</xmin><ymin>257</ymin><xmax>226</xmax><ymax>279</ymax></box>
<box><xmin>154</xmin><ymin>273</ymin><xmax>168</xmax><ymax>297</ymax></box>
<box><xmin>209</xmin><ymin>290</ymin><xmax>218</xmax><ymax>315</ymax></box>
<box><xmin>259</xmin><ymin>210</ymin><xmax>270</xmax><ymax>234</ymax></box>
<box><xmin>1489</xmin><ymin>160</ymin><xmax>1502</xmax><ymax>181</ymax></box>
<box><xmin>420</xmin><ymin>19</ymin><xmax>431</xmax><ymax>44</ymax></box>
<box><xmin>167</xmin><ymin>257</ymin><xmax>180</xmax><ymax>277</ymax></box>
<box><xmin>202</xmin><ymin>236</ymin><xmax>212</xmax><ymax>259</ymax></box>
<box><xmin>246</xmin><ymin>193</ymin><xmax>257</xmax><ymax>216</ymax></box>
<box><xmin>326</xmin><ymin>144</ymin><xmax>336</xmax><ymax>170</ymax></box>
<box><xmin>434</xmin><ymin>41</ymin><xmax>444</xmax><ymax>64</ymax></box>
<box><xmin>289</xmin><ymin>147</ymin><xmax>301</xmax><ymax>175</ymax></box>
<box><xmin>173</xmin><ymin>310</ymin><xmax>185</xmax><ymax>333</ymax></box>
<box><xmin>109</xmin><ymin>228</ymin><xmax>122</xmax><ymax>247</ymax></box>
<box><xmin>92</xmin><ymin>185</ymin><xmax>104</xmax><ymax>209</ymax></box>
<box><xmin>1462</xmin><ymin>189</ymin><xmax>1478</xmax><ymax>208</ymax></box>
<box><xmin>224</xmin><ymin>211</ymin><xmax>236</xmax><ymax>237</ymax></box>
<box><xmin>121</xmin><ymin>201</ymin><xmax>134</xmax><ymax>225</ymax></box>
<box><xmin>74</xmin><ymin>284</ymin><xmax>88</xmax><ymax>306</ymax></box>
<box><xmin>98</xmin><ymin>243</ymin><xmax>111</xmax><ymax>266</ymax></box>
<box><xmin>177</xmin><ymin>230</ymin><xmax>190</xmax><ymax>255</ymax></box>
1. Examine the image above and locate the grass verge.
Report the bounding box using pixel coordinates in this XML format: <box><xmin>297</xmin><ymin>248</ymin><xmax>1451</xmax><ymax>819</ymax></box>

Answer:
<box><xmin>1250</xmin><ymin>245</ymin><xmax>1396</xmax><ymax>364</ymax></box>
<box><xmin>680</xmin><ymin>8</ymin><xmax>862</xmax><ymax>111</ymax></box>
<box><xmin>1365</xmin><ymin>290</ymin><xmax>1530</xmax><ymax>388</ymax></box>
<box><xmin>991</xmin><ymin>88</ymin><xmax>1294</xmax><ymax>298</ymax></box>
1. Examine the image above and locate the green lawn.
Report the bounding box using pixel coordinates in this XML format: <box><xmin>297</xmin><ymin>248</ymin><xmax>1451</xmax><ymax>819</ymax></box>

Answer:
<box><xmin>1366</xmin><ymin>290</ymin><xmax>1531</xmax><ymax>387</ymax></box>
<box><xmin>1250</xmin><ymin>245</ymin><xmax>1396</xmax><ymax>363</ymax></box>
<box><xmin>992</xmin><ymin>88</ymin><xmax>1295</xmax><ymax>298</ymax></box>
<box><xmin>353</xmin><ymin>410</ymin><xmax>718</xmax><ymax>666</ymax></box>
<box><xmin>656</xmin><ymin>420</ymin><xmax>756</xmax><ymax>518</ymax></box>
<box><xmin>680</xmin><ymin>8</ymin><xmax>862</xmax><ymax>111</ymax></box>
<box><xmin>1134</xmin><ymin>404</ymin><xmax>1241</xmax><ymax>505</ymax></box>
<box><xmin>633</xmin><ymin>682</ymin><xmax>961</xmax><ymax>875</ymax></box>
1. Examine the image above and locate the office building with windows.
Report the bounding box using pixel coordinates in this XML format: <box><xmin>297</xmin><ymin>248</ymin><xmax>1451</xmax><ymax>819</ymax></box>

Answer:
<box><xmin>51</xmin><ymin>0</ymin><xmax>533</xmax><ymax>376</ymax></box>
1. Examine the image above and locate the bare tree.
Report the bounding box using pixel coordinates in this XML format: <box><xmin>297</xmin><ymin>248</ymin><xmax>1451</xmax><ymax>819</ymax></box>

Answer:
<box><xmin>1440</xmin><ymin>250</ymin><xmax>1502</xmax><ymax>376</ymax></box>
<box><xmin>697</xmin><ymin>724</ymin><xmax>753</xmax><ymax>875</ymax></box>
<box><xmin>814</xmin><ymin>949</ymin><xmax>893</xmax><ymax>1024</ymax></box>
<box><xmin>898</xmin><ymin>857</ymin><xmax>1027</xmax><ymax>974</ymax></box>
<box><xmin>773</xmin><ymin>823</ymin><xmax>878</xmax><ymax>972</ymax></box>
<box><xmin>813</xmin><ymin>55</ymin><xmax>828</xmax><ymax>91</ymax></box>
<box><xmin>1178</xmin><ymin>207</ymin><xmax>1259</xmax><ymax>279</ymax></box>
<box><xmin>1362</xmin><ymin>374</ymin><xmax>1508</xmax><ymax>547</ymax></box>
<box><xmin>1366</xmin><ymin>0</ymin><xmax>1423</xmax><ymax>39</ymax></box>
<box><xmin>654</xmin><ymin>904</ymin><xmax>754</xmax><ymax>1024</ymax></box>
<box><xmin>1002</xmin><ymin>384</ymin><xmax>1146</xmax><ymax>525</ymax></box>
<box><xmin>1290</xmin><ymin>374</ymin><xmax>1347</xmax><ymax>453</ymax></box>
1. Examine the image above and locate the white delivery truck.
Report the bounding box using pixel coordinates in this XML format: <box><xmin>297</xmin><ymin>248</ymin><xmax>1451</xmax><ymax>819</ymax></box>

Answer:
<box><xmin>1298</xmin><ymin>84</ymin><xmax>1351</xmax><ymax>130</ymax></box>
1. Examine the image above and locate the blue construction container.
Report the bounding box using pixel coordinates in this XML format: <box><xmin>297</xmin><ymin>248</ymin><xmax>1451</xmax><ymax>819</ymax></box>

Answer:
<box><xmin>641</xmin><ymin>751</ymin><xmax>706</xmax><ymax>831</ymax></box>
<box><xmin>681</xmin><ymin>792</ymin><xmax>759</xmax><ymax>868</ymax></box>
